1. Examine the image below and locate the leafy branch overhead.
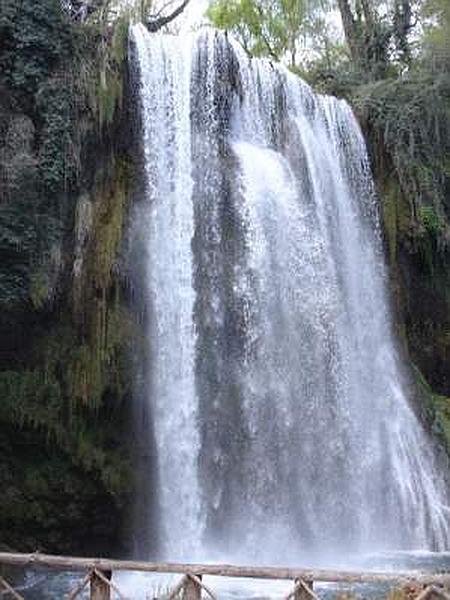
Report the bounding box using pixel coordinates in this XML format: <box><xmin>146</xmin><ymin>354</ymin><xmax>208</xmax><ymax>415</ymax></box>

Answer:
<box><xmin>207</xmin><ymin>0</ymin><xmax>328</xmax><ymax>67</ymax></box>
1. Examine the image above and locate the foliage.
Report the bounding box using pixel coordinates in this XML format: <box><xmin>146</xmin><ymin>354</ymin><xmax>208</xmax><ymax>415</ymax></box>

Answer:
<box><xmin>0</xmin><ymin>0</ymin><xmax>137</xmax><ymax>315</ymax></box>
<box><xmin>0</xmin><ymin>358</ymin><xmax>130</xmax><ymax>498</ymax></box>
<box><xmin>0</xmin><ymin>0</ymin><xmax>76</xmax><ymax>97</ymax></box>
<box><xmin>206</xmin><ymin>0</ymin><xmax>419</xmax><ymax>77</ymax></box>
<box><xmin>412</xmin><ymin>364</ymin><xmax>450</xmax><ymax>453</ymax></box>
<box><xmin>207</xmin><ymin>0</ymin><xmax>327</xmax><ymax>66</ymax></box>
<box><xmin>353</xmin><ymin>74</ymin><xmax>450</xmax><ymax>258</ymax></box>
<box><xmin>419</xmin><ymin>0</ymin><xmax>450</xmax><ymax>74</ymax></box>
<box><xmin>302</xmin><ymin>15</ymin><xmax>349</xmax><ymax>71</ymax></box>
<box><xmin>0</xmin><ymin>159</ymin><xmax>135</xmax><ymax>551</ymax></box>
<box><xmin>37</xmin><ymin>77</ymin><xmax>80</xmax><ymax>191</ymax></box>
<box><xmin>419</xmin><ymin>205</ymin><xmax>444</xmax><ymax>236</ymax></box>
<box><xmin>330</xmin><ymin>0</ymin><xmax>421</xmax><ymax>81</ymax></box>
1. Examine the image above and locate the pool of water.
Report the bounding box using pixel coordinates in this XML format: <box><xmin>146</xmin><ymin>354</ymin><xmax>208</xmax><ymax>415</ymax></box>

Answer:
<box><xmin>13</xmin><ymin>552</ymin><xmax>450</xmax><ymax>599</ymax></box>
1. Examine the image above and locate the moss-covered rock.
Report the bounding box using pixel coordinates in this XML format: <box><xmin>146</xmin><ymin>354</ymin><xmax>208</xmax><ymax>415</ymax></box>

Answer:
<box><xmin>0</xmin><ymin>163</ymin><xmax>135</xmax><ymax>553</ymax></box>
<box><xmin>0</xmin><ymin>1</ymin><xmax>139</xmax><ymax>555</ymax></box>
<box><xmin>352</xmin><ymin>75</ymin><xmax>450</xmax><ymax>400</ymax></box>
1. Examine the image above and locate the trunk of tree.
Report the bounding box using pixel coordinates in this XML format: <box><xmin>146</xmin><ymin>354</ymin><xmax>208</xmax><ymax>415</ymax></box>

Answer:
<box><xmin>336</xmin><ymin>0</ymin><xmax>402</xmax><ymax>79</ymax></box>
<box><xmin>360</xmin><ymin>0</ymin><xmax>375</xmax><ymax>29</ymax></box>
<box><xmin>393</xmin><ymin>0</ymin><xmax>413</xmax><ymax>64</ymax></box>
<box><xmin>336</xmin><ymin>0</ymin><xmax>360</xmax><ymax>65</ymax></box>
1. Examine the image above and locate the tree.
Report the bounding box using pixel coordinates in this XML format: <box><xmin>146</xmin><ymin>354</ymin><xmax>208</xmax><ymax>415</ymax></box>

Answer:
<box><xmin>335</xmin><ymin>0</ymin><xmax>417</xmax><ymax>79</ymax></box>
<box><xmin>301</xmin><ymin>15</ymin><xmax>350</xmax><ymax>83</ymax></box>
<box><xmin>60</xmin><ymin>0</ymin><xmax>105</xmax><ymax>21</ymax></box>
<box><xmin>420</xmin><ymin>0</ymin><xmax>450</xmax><ymax>73</ymax></box>
<box><xmin>207</xmin><ymin>0</ymin><xmax>325</xmax><ymax>67</ymax></box>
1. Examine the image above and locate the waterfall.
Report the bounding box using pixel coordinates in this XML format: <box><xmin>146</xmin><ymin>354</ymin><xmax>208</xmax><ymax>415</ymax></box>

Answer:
<box><xmin>132</xmin><ymin>26</ymin><xmax>203</xmax><ymax>559</ymax></box>
<box><xmin>131</xmin><ymin>24</ymin><xmax>450</xmax><ymax>564</ymax></box>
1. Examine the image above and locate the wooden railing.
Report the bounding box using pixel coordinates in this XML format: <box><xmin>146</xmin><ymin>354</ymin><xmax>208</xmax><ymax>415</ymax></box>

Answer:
<box><xmin>1</xmin><ymin>552</ymin><xmax>450</xmax><ymax>599</ymax></box>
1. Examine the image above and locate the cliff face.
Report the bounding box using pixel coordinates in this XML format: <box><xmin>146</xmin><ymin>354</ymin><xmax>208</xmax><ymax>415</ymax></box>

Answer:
<box><xmin>353</xmin><ymin>75</ymin><xmax>450</xmax><ymax>448</ymax></box>
<box><xmin>0</xmin><ymin>0</ymin><xmax>139</xmax><ymax>555</ymax></box>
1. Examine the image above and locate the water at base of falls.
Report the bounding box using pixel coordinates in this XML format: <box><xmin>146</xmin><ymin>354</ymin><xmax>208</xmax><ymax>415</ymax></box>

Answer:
<box><xmin>22</xmin><ymin>552</ymin><xmax>450</xmax><ymax>599</ymax></box>
<box><xmin>130</xmin><ymin>23</ymin><xmax>450</xmax><ymax>564</ymax></box>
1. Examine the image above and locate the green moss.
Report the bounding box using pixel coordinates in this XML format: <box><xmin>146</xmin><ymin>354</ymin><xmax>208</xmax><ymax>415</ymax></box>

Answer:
<box><xmin>418</xmin><ymin>205</ymin><xmax>444</xmax><ymax>236</ymax></box>
<box><xmin>380</xmin><ymin>174</ymin><xmax>415</xmax><ymax>271</ymax></box>
<box><xmin>67</xmin><ymin>344</ymin><xmax>103</xmax><ymax>407</ymax></box>
<box><xmin>29</xmin><ymin>270</ymin><xmax>50</xmax><ymax>309</ymax></box>
<box><xmin>91</xmin><ymin>160</ymin><xmax>130</xmax><ymax>289</ymax></box>
<box><xmin>382</xmin><ymin>180</ymin><xmax>398</xmax><ymax>265</ymax></box>
<box><xmin>353</xmin><ymin>74</ymin><xmax>450</xmax><ymax>253</ymax></box>
<box><xmin>432</xmin><ymin>395</ymin><xmax>450</xmax><ymax>452</ymax></box>
<box><xmin>0</xmin><ymin>326</ymin><xmax>131</xmax><ymax>498</ymax></box>
<box><xmin>412</xmin><ymin>364</ymin><xmax>450</xmax><ymax>451</ymax></box>
<box><xmin>0</xmin><ymin>132</ymin><xmax>134</xmax><ymax>552</ymax></box>
<box><xmin>68</xmin><ymin>158</ymin><xmax>133</xmax><ymax>412</ymax></box>
<box><xmin>90</xmin><ymin>10</ymin><xmax>135</xmax><ymax>128</ymax></box>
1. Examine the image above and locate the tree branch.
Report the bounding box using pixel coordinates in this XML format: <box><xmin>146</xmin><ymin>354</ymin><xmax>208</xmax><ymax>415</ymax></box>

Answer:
<box><xmin>254</xmin><ymin>3</ymin><xmax>279</xmax><ymax>61</ymax></box>
<box><xmin>146</xmin><ymin>0</ymin><xmax>191</xmax><ymax>32</ymax></box>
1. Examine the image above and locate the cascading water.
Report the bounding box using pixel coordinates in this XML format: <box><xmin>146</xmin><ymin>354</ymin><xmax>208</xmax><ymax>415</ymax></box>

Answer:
<box><xmin>131</xmin><ymin>24</ymin><xmax>450</xmax><ymax>564</ymax></box>
<box><xmin>132</xmin><ymin>26</ymin><xmax>203</xmax><ymax>559</ymax></box>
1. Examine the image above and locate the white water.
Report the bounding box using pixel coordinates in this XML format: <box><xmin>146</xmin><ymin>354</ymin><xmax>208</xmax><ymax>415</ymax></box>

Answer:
<box><xmin>131</xmin><ymin>24</ymin><xmax>450</xmax><ymax>564</ymax></box>
<box><xmin>132</xmin><ymin>26</ymin><xmax>203</xmax><ymax>559</ymax></box>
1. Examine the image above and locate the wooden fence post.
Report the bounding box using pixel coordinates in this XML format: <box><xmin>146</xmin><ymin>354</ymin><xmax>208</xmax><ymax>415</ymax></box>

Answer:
<box><xmin>90</xmin><ymin>569</ymin><xmax>112</xmax><ymax>600</ymax></box>
<box><xmin>294</xmin><ymin>579</ymin><xmax>314</xmax><ymax>600</ymax></box>
<box><xmin>183</xmin><ymin>574</ymin><xmax>202</xmax><ymax>600</ymax></box>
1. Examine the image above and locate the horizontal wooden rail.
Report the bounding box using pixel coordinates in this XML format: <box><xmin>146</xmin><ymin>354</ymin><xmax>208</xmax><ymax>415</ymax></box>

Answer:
<box><xmin>1</xmin><ymin>552</ymin><xmax>450</xmax><ymax>586</ymax></box>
